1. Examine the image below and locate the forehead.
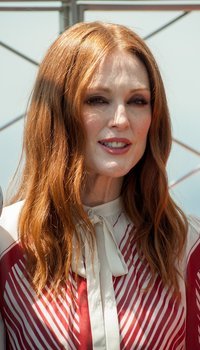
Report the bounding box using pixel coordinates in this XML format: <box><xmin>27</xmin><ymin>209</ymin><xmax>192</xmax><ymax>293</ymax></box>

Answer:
<box><xmin>88</xmin><ymin>49</ymin><xmax>150</xmax><ymax>89</ymax></box>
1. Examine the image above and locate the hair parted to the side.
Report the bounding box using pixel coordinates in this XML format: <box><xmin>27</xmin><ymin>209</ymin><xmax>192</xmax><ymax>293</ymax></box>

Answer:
<box><xmin>11</xmin><ymin>21</ymin><xmax>187</xmax><ymax>293</ymax></box>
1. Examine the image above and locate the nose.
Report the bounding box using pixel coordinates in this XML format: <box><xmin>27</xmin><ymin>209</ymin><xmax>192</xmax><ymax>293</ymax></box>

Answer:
<box><xmin>109</xmin><ymin>104</ymin><xmax>130</xmax><ymax>129</ymax></box>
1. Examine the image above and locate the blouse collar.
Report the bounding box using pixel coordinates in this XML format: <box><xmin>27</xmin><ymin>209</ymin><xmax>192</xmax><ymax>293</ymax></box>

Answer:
<box><xmin>83</xmin><ymin>196</ymin><xmax>123</xmax><ymax>218</ymax></box>
<box><xmin>72</xmin><ymin>196</ymin><xmax>128</xmax><ymax>349</ymax></box>
<box><xmin>71</xmin><ymin>196</ymin><xmax>128</xmax><ymax>278</ymax></box>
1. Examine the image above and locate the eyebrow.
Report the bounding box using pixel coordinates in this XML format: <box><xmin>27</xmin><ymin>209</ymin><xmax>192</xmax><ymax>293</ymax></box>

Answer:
<box><xmin>86</xmin><ymin>86</ymin><xmax>151</xmax><ymax>93</ymax></box>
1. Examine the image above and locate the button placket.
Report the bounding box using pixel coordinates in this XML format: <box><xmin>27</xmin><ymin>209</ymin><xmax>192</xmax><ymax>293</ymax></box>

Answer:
<box><xmin>95</xmin><ymin>219</ymin><xmax>121</xmax><ymax>350</ymax></box>
<box><xmin>85</xmin><ymin>227</ymin><xmax>106</xmax><ymax>350</ymax></box>
<box><xmin>73</xmin><ymin>206</ymin><xmax>128</xmax><ymax>349</ymax></box>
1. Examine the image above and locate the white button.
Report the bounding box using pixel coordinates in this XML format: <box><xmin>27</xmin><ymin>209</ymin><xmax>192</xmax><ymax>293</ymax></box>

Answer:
<box><xmin>87</xmin><ymin>209</ymin><xmax>93</xmax><ymax>218</ymax></box>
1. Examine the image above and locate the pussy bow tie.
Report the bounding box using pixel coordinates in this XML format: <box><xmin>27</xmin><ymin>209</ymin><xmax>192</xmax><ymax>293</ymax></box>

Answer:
<box><xmin>72</xmin><ymin>209</ymin><xmax>128</xmax><ymax>350</ymax></box>
<box><xmin>71</xmin><ymin>209</ymin><xmax>128</xmax><ymax>278</ymax></box>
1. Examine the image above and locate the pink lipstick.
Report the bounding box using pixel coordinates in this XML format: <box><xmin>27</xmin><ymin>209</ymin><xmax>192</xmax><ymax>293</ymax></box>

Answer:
<box><xmin>98</xmin><ymin>138</ymin><xmax>132</xmax><ymax>155</ymax></box>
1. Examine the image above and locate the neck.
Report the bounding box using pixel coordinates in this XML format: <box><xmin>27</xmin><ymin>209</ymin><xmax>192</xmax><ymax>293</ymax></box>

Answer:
<box><xmin>82</xmin><ymin>175</ymin><xmax>123</xmax><ymax>207</ymax></box>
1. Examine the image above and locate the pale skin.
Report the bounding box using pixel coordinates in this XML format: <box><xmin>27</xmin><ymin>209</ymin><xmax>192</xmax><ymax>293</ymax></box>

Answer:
<box><xmin>81</xmin><ymin>49</ymin><xmax>152</xmax><ymax>207</ymax></box>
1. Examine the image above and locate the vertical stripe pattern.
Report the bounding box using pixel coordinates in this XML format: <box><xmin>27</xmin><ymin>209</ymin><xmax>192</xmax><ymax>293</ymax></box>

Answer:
<box><xmin>186</xmin><ymin>236</ymin><xmax>200</xmax><ymax>349</ymax></box>
<box><xmin>1</xmin><ymin>246</ymin><xmax>84</xmax><ymax>349</ymax></box>
<box><xmin>113</xmin><ymin>222</ymin><xmax>185</xmax><ymax>350</ymax></box>
<box><xmin>0</xmin><ymin>215</ymin><xmax>186</xmax><ymax>349</ymax></box>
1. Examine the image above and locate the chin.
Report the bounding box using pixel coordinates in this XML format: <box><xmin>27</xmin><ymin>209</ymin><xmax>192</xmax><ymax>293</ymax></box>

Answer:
<box><xmin>98</xmin><ymin>166</ymin><xmax>134</xmax><ymax>178</ymax></box>
<box><xmin>87</xmin><ymin>158</ymin><xmax>140</xmax><ymax>178</ymax></box>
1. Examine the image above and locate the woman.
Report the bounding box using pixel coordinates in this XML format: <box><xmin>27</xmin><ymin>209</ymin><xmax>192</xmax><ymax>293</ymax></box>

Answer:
<box><xmin>0</xmin><ymin>21</ymin><xmax>199</xmax><ymax>349</ymax></box>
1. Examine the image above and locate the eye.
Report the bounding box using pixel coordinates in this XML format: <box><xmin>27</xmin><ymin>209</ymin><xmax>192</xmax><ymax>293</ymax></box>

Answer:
<box><xmin>85</xmin><ymin>96</ymin><xmax>109</xmax><ymax>106</ymax></box>
<box><xmin>128</xmin><ymin>96</ymin><xmax>149</xmax><ymax>106</ymax></box>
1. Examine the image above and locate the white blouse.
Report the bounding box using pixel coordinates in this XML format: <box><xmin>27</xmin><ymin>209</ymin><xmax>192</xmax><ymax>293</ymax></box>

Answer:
<box><xmin>0</xmin><ymin>198</ymin><xmax>200</xmax><ymax>349</ymax></box>
<box><xmin>73</xmin><ymin>198</ymin><xmax>129</xmax><ymax>349</ymax></box>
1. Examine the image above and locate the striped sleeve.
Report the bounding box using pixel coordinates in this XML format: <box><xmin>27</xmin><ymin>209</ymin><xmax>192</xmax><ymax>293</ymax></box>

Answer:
<box><xmin>0</xmin><ymin>312</ymin><xmax>6</xmax><ymax>348</ymax></box>
<box><xmin>186</xmin><ymin>216</ymin><xmax>200</xmax><ymax>348</ymax></box>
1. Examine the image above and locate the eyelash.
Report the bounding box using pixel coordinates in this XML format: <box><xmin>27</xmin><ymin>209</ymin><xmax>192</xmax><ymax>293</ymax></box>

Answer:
<box><xmin>86</xmin><ymin>96</ymin><xmax>108</xmax><ymax>105</ymax></box>
<box><xmin>129</xmin><ymin>97</ymin><xmax>149</xmax><ymax>106</ymax></box>
<box><xmin>85</xmin><ymin>95</ymin><xmax>149</xmax><ymax>106</ymax></box>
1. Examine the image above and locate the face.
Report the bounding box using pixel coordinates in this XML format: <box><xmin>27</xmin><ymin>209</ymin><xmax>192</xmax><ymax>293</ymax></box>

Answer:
<box><xmin>82</xmin><ymin>49</ymin><xmax>151</xmax><ymax>180</ymax></box>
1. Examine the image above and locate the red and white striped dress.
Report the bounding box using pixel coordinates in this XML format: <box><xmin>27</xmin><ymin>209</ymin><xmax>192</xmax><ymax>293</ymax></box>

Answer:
<box><xmin>0</xmin><ymin>199</ymin><xmax>199</xmax><ymax>349</ymax></box>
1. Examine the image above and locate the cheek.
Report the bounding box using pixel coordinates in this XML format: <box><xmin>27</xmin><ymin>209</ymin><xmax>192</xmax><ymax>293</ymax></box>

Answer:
<box><xmin>82</xmin><ymin>111</ymin><xmax>104</xmax><ymax>140</ymax></box>
<box><xmin>134</xmin><ymin>117</ymin><xmax>151</xmax><ymax>140</ymax></box>
<box><xmin>143</xmin><ymin>119</ymin><xmax>151</xmax><ymax>136</ymax></box>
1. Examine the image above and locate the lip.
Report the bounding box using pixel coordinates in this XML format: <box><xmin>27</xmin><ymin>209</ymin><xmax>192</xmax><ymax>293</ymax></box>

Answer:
<box><xmin>98</xmin><ymin>137</ymin><xmax>132</xmax><ymax>155</ymax></box>
<box><xmin>99</xmin><ymin>137</ymin><xmax>131</xmax><ymax>144</ymax></box>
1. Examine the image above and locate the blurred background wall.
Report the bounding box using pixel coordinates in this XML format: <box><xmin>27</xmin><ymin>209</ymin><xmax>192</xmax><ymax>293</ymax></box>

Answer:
<box><xmin>0</xmin><ymin>1</ymin><xmax>200</xmax><ymax>215</ymax></box>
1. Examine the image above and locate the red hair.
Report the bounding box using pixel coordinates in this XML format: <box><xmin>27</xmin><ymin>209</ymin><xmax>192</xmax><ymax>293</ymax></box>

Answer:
<box><xmin>11</xmin><ymin>22</ymin><xmax>187</xmax><ymax>293</ymax></box>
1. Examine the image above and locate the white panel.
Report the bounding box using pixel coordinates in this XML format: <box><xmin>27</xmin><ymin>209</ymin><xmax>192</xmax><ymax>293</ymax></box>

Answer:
<box><xmin>0</xmin><ymin>10</ymin><xmax>59</xmax><ymax>198</ymax></box>
<box><xmin>0</xmin><ymin>7</ymin><xmax>199</xmax><ymax>215</ymax></box>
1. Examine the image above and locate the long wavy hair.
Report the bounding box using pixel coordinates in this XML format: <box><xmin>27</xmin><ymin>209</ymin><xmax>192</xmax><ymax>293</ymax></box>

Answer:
<box><xmin>12</xmin><ymin>21</ymin><xmax>187</xmax><ymax>293</ymax></box>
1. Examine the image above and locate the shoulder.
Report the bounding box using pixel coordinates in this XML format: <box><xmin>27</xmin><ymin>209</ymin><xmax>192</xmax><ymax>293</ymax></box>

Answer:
<box><xmin>185</xmin><ymin>216</ymin><xmax>200</xmax><ymax>347</ymax></box>
<box><xmin>0</xmin><ymin>201</ymin><xmax>24</xmax><ymax>257</ymax></box>
<box><xmin>0</xmin><ymin>200</ymin><xmax>24</xmax><ymax>233</ymax></box>
<box><xmin>186</xmin><ymin>215</ymin><xmax>200</xmax><ymax>261</ymax></box>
